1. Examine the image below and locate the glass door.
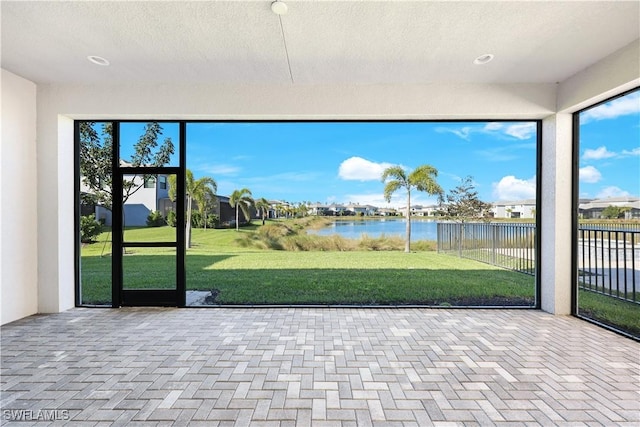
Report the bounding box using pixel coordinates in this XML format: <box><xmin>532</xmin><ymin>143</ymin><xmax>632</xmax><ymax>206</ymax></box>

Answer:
<box><xmin>112</xmin><ymin>122</ymin><xmax>185</xmax><ymax>307</ymax></box>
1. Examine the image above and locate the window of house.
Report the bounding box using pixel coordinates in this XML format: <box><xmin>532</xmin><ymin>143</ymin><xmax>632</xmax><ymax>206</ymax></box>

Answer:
<box><xmin>159</xmin><ymin>175</ymin><xmax>167</xmax><ymax>190</ymax></box>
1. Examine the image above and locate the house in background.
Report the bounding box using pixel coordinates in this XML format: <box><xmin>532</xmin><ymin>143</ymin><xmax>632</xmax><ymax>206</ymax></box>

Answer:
<box><xmin>268</xmin><ymin>200</ymin><xmax>291</xmax><ymax>218</ymax></box>
<box><xmin>345</xmin><ymin>204</ymin><xmax>378</xmax><ymax>216</ymax></box>
<box><xmin>81</xmin><ymin>173</ymin><xmax>170</xmax><ymax>227</ymax></box>
<box><xmin>212</xmin><ymin>195</ymin><xmax>246</xmax><ymax>227</ymax></box>
<box><xmin>409</xmin><ymin>204</ymin><xmax>439</xmax><ymax>217</ymax></box>
<box><xmin>491</xmin><ymin>199</ymin><xmax>537</xmax><ymax>219</ymax></box>
<box><xmin>579</xmin><ymin>197</ymin><xmax>640</xmax><ymax>219</ymax></box>
<box><xmin>378</xmin><ymin>208</ymin><xmax>399</xmax><ymax>217</ymax></box>
<box><xmin>307</xmin><ymin>203</ymin><xmax>329</xmax><ymax>216</ymax></box>
<box><xmin>158</xmin><ymin>194</ymin><xmax>252</xmax><ymax>228</ymax></box>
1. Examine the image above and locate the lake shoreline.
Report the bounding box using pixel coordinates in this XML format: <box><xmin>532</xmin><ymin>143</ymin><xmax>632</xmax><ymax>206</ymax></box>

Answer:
<box><xmin>307</xmin><ymin>217</ymin><xmax>439</xmax><ymax>241</ymax></box>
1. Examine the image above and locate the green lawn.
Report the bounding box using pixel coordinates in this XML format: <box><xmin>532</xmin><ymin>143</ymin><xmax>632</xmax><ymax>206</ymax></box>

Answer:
<box><xmin>577</xmin><ymin>291</ymin><xmax>640</xmax><ymax>338</ymax></box>
<box><xmin>80</xmin><ymin>225</ymin><xmax>535</xmax><ymax>306</ymax></box>
<box><xmin>79</xmin><ymin>223</ymin><xmax>640</xmax><ymax>339</ymax></box>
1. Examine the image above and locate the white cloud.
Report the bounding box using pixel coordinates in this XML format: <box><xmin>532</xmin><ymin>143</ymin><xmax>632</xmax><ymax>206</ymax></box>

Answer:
<box><xmin>492</xmin><ymin>175</ymin><xmax>536</xmax><ymax>201</ymax></box>
<box><xmin>338</xmin><ymin>157</ymin><xmax>394</xmax><ymax>181</ymax></box>
<box><xmin>596</xmin><ymin>186</ymin><xmax>631</xmax><ymax>199</ymax></box>
<box><xmin>582</xmin><ymin>146</ymin><xmax>616</xmax><ymax>160</ymax></box>
<box><xmin>581</xmin><ymin>91</ymin><xmax>640</xmax><ymax>123</ymax></box>
<box><xmin>622</xmin><ymin>147</ymin><xmax>640</xmax><ymax>156</ymax></box>
<box><xmin>436</xmin><ymin>122</ymin><xmax>536</xmax><ymax>141</ymax></box>
<box><xmin>578</xmin><ymin>166</ymin><xmax>602</xmax><ymax>183</ymax></box>
<box><xmin>483</xmin><ymin>122</ymin><xmax>503</xmax><ymax>131</ymax></box>
<box><xmin>195</xmin><ymin>163</ymin><xmax>241</xmax><ymax>176</ymax></box>
<box><xmin>436</xmin><ymin>126</ymin><xmax>474</xmax><ymax>141</ymax></box>
<box><xmin>504</xmin><ymin>123</ymin><xmax>537</xmax><ymax>140</ymax></box>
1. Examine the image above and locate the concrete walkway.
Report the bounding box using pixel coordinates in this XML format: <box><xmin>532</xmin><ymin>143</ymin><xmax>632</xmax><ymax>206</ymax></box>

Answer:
<box><xmin>1</xmin><ymin>308</ymin><xmax>638</xmax><ymax>426</ymax></box>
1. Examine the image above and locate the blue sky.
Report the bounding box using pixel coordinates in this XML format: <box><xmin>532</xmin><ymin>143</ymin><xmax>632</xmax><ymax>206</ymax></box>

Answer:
<box><xmin>118</xmin><ymin>89</ymin><xmax>639</xmax><ymax>207</ymax></box>
<box><xmin>184</xmin><ymin>121</ymin><xmax>538</xmax><ymax>208</ymax></box>
<box><xmin>578</xmin><ymin>90</ymin><xmax>640</xmax><ymax>200</ymax></box>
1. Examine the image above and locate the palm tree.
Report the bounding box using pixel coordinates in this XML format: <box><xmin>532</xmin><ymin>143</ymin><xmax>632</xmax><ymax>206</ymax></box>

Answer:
<box><xmin>192</xmin><ymin>177</ymin><xmax>217</xmax><ymax>230</ymax></box>
<box><xmin>229</xmin><ymin>188</ymin><xmax>254</xmax><ymax>230</ymax></box>
<box><xmin>255</xmin><ymin>197</ymin><xmax>271</xmax><ymax>225</ymax></box>
<box><xmin>169</xmin><ymin>170</ymin><xmax>217</xmax><ymax>248</ymax></box>
<box><xmin>382</xmin><ymin>165</ymin><xmax>443</xmax><ymax>253</ymax></box>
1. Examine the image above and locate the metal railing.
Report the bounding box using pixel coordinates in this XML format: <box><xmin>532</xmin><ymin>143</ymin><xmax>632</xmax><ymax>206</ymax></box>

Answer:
<box><xmin>437</xmin><ymin>221</ymin><xmax>640</xmax><ymax>305</ymax></box>
<box><xmin>579</xmin><ymin>222</ymin><xmax>640</xmax><ymax>232</ymax></box>
<box><xmin>578</xmin><ymin>228</ymin><xmax>639</xmax><ymax>304</ymax></box>
<box><xmin>437</xmin><ymin>222</ymin><xmax>536</xmax><ymax>276</ymax></box>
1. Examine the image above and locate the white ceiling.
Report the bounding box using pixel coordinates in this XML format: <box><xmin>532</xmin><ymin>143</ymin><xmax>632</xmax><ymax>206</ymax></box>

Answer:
<box><xmin>1</xmin><ymin>1</ymin><xmax>639</xmax><ymax>86</ymax></box>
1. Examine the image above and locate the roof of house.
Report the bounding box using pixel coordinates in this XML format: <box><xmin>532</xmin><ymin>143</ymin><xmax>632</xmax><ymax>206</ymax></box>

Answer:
<box><xmin>579</xmin><ymin>197</ymin><xmax>640</xmax><ymax>210</ymax></box>
<box><xmin>492</xmin><ymin>199</ymin><xmax>537</xmax><ymax>207</ymax></box>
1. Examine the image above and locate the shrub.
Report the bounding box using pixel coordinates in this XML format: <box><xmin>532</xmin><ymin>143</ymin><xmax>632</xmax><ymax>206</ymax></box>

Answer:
<box><xmin>358</xmin><ymin>234</ymin><xmax>405</xmax><ymax>251</ymax></box>
<box><xmin>259</xmin><ymin>222</ymin><xmax>296</xmax><ymax>239</ymax></box>
<box><xmin>411</xmin><ymin>240</ymin><xmax>437</xmax><ymax>251</ymax></box>
<box><xmin>166</xmin><ymin>210</ymin><xmax>177</xmax><ymax>227</ymax></box>
<box><xmin>146</xmin><ymin>210</ymin><xmax>165</xmax><ymax>227</ymax></box>
<box><xmin>191</xmin><ymin>211</ymin><xmax>218</xmax><ymax>229</ymax></box>
<box><xmin>80</xmin><ymin>214</ymin><xmax>103</xmax><ymax>243</ymax></box>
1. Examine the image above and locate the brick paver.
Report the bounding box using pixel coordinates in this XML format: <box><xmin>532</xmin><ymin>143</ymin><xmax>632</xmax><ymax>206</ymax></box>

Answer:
<box><xmin>1</xmin><ymin>308</ymin><xmax>638</xmax><ymax>426</ymax></box>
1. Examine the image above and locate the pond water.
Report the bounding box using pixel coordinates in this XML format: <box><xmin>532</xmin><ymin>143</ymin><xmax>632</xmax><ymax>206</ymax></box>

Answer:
<box><xmin>308</xmin><ymin>218</ymin><xmax>438</xmax><ymax>241</ymax></box>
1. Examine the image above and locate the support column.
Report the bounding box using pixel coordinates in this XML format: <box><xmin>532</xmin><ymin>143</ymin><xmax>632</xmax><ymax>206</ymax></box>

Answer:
<box><xmin>540</xmin><ymin>113</ymin><xmax>574</xmax><ymax>315</ymax></box>
<box><xmin>37</xmin><ymin>111</ymin><xmax>75</xmax><ymax>314</ymax></box>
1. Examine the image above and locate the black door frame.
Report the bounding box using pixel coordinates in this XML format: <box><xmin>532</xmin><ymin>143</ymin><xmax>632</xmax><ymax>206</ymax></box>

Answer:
<box><xmin>111</xmin><ymin>121</ymin><xmax>186</xmax><ymax>307</ymax></box>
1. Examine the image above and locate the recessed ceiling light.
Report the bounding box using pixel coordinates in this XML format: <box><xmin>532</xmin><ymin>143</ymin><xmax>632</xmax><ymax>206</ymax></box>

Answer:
<box><xmin>473</xmin><ymin>54</ymin><xmax>494</xmax><ymax>65</ymax></box>
<box><xmin>271</xmin><ymin>1</ymin><xmax>288</xmax><ymax>15</ymax></box>
<box><xmin>87</xmin><ymin>55</ymin><xmax>110</xmax><ymax>66</ymax></box>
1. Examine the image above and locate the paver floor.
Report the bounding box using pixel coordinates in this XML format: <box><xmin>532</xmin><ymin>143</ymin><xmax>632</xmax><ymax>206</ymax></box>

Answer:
<box><xmin>1</xmin><ymin>308</ymin><xmax>638</xmax><ymax>426</ymax></box>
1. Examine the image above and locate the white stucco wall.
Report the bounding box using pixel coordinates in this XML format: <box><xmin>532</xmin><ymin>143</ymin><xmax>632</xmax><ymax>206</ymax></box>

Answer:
<box><xmin>9</xmin><ymin>36</ymin><xmax>639</xmax><ymax>318</ymax></box>
<box><xmin>34</xmin><ymin>82</ymin><xmax>556</xmax><ymax>315</ymax></box>
<box><xmin>41</xmin><ymin>82</ymin><xmax>557</xmax><ymax>120</ymax></box>
<box><xmin>123</xmin><ymin>176</ymin><xmax>159</xmax><ymax>226</ymax></box>
<box><xmin>558</xmin><ymin>39</ymin><xmax>640</xmax><ymax>113</ymax></box>
<box><xmin>1</xmin><ymin>69</ymin><xmax>38</xmax><ymax>324</ymax></box>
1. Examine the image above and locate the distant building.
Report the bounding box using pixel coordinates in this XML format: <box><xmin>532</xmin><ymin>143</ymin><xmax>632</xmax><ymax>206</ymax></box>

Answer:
<box><xmin>408</xmin><ymin>204</ymin><xmax>439</xmax><ymax>217</ymax></box>
<box><xmin>378</xmin><ymin>208</ymin><xmax>399</xmax><ymax>216</ymax></box>
<box><xmin>345</xmin><ymin>204</ymin><xmax>378</xmax><ymax>216</ymax></box>
<box><xmin>579</xmin><ymin>197</ymin><xmax>640</xmax><ymax>219</ymax></box>
<box><xmin>82</xmin><ymin>173</ymin><xmax>170</xmax><ymax>227</ymax></box>
<box><xmin>307</xmin><ymin>203</ymin><xmax>329</xmax><ymax>216</ymax></box>
<box><xmin>491</xmin><ymin>199</ymin><xmax>537</xmax><ymax>219</ymax></box>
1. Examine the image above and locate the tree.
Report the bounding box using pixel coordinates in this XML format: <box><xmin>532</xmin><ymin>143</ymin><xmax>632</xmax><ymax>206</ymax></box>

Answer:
<box><xmin>193</xmin><ymin>178</ymin><xmax>217</xmax><ymax>230</ymax></box>
<box><xmin>255</xmin><ymin>198</ymin><xmax>271</xmax><ymax>225</ymax></box>
<box><xmin>602</xmin><ymin>205</ymin><xmax>630</xmax><ymax>219</ymax></box>
<box><xmin>169</xmin><ymin>169</ymin><xmax>217</xmax><ymax>248</ymax></box>
<box><xmin>275</xmin><ymin>203</ymin><xmax>287</xmax><ymax>219</ymax></box>
<box><xmin>296</xmin><ymin>201</ymin><xmax>310</xmax><ymax>218</ymax></box>
<box><xmin>80</xmin><ymin>122</ymin><xmax>174</xmax><ymax>257</ymax></box>
<box><xmin>79</xmin><ymin>121</ymin><xmax>175</xmax><ymax>211</ymax></box>
<box><xmin>382</xmin><ymin>165</ymin><xmax>443</xmax><ymax>253</ymax></box>
<box><xmin>230</xmin><ymin>188</ymin><xmax>254</xmax><ymax>230</ymax></box>
<box><xmin>438</xmin><ymin>176</ymin><xmax>492</xmax><ymax>221</ymax></box>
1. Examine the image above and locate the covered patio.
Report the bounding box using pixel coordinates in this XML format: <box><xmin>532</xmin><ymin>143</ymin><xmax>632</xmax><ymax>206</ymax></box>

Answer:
<box><xmin>3</xmin><ymin>1</ymin><xmax>639</xmax><ymax>319</ymax></box>
<box><xmin>2</xmin><ymin>307</ymin><xmax>639</xmax><ymax>425</ymax></box>
<box><xmin>1</xmin><ymin>1</ymin><xmax>639</xmax><ymax>424</ymax></box>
